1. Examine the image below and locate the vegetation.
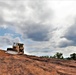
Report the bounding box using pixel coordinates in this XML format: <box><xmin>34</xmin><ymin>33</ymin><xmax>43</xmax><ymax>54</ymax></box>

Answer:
<box><xmin>41</xmin><ymin>56</ymin><xmax>49</xmax><ymax>58</ymax></box>
<box><xmin>53</xmin><ymin>52</ymin><xmax>63</xmax><ymax>59</ymax></box>
<box><xmin>70</xmin><ymin>53</ymin><xmax>76</xmax><ymax>60</ymax></box>
<box><xmin>40</xmin><ymin>52</ymin><xmax>76</xmax><ymax>60</ymax></box>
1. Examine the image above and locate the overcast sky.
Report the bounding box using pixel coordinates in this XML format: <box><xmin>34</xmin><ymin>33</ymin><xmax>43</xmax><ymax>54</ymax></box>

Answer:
<box><xmin>0</xmin><ymin>0</ymin><xmax>76</xmax><ymax>57</ymax></box>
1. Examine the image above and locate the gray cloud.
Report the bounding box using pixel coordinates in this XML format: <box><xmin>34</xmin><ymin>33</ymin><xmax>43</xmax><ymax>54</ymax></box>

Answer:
<box><xmin>59</xmin><ymin>20</ymin><xmax>76</xmax><ymax>47</ymax></box>
<box><xmin>0</xmin><ymin>0</ymin><xmax>53</xmax><ymax>41</ymax></box>
<box><xmin>0</xmin><ymin>34</ymin><xmax>20</xmax><ymax>47</ymax></box>
<box><xmin>64</xmin><ymin>23</ymin><xmax>76</xmax><ymax>41</ymax></box>
<box><xmin>58</xmin><ymin>39</ymin><xmax>73</xmax><ymax>47</ymax></box>
<box><xmin>28</xmin><ymin>0</ymin><xmax>53</xmax><ymax>22</ymax></box>
<box><xmin>19</xmin><ymin>22</ymin><xmax>52</xmax><ymax>41</ymax></box>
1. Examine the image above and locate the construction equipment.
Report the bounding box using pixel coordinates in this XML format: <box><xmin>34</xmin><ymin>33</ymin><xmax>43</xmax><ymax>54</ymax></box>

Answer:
<box><xmin>7</xmin><ymin>43</ymin><xmax>24</xmax><ymax>54</ymax></box>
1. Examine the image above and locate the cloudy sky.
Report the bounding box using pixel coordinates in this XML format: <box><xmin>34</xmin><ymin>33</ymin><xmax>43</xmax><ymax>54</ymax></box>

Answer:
<box><xmin>0</xmin><ymin>0</ymin><xmax>76</xmax><ymax>57</ymax></box>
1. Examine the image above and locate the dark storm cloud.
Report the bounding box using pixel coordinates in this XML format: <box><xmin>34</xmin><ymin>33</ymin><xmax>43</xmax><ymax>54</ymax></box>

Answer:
<box><xmin>59</xmin><ymin>20</ymin><xmax>76</xmax><ymax>47</ymax></box>
<box><xmin>58</xmin><ymin>39</ymin><xmax>73</xmax><ymax>48</ymax></box>
<box><xmin>20</xmin><ymin>0</ymin><xmax>53</xmax><ymax>41</ymax></box>
<box><xmin>64</xmin><ymin>23</ymin><xmax>76</xmax><ymax>41</ymax></box>
<box><xmin>22</xmin><ymin>22</ymin><xmax>51</xmax><ymax>41</ymax></box>
<box><xmin>14</xmin><ymin>20</ymin><xmax>53</xmax><ymax>41</ymax></box>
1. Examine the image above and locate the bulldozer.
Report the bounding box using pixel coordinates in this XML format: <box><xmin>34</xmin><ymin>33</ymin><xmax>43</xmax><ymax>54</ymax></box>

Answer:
<box><xmin>7</xmin><ymin>42</ymin><xmax>24</xmax><ymax>55</ymax></box>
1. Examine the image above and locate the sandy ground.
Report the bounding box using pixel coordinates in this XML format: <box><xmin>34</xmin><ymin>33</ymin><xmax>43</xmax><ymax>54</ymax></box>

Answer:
<box><xmin>0</xmin><ymin>50</ymin><xmax>76</xmax><ymax>75</ymax></box>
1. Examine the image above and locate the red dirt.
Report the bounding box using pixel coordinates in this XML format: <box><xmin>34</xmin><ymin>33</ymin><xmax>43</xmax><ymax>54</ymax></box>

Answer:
<box><xmin>0</xmin><ymin>50</ymin><xmax>76</xmax><ymax>75</ymax></box>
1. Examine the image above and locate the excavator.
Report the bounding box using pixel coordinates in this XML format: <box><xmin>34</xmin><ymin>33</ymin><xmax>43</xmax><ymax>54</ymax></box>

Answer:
<box><xmin>7</xmin><ymin>42</ymin><xmax>24</xmax><ymax>55</ymax></box>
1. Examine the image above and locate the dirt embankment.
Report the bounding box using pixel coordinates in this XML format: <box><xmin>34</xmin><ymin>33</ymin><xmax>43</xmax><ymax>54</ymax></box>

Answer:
<box><xmin>0</xmin><ymin>50</ymin><xmax>76</xmax><ymax>75</ymax></box>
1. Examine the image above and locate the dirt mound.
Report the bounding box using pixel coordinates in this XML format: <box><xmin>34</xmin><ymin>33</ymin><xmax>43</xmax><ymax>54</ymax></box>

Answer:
<box><xmin>0</xmin><ymin>50</ymin><xmax>76</xmax><ymax>75</ymax></box>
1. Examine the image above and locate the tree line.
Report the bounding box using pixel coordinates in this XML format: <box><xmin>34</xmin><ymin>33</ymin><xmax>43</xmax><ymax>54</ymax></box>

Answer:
<box><xmin>41</xmin><ymin>52</ymin><xmax>76</xmax><ymax>60</ymax></box>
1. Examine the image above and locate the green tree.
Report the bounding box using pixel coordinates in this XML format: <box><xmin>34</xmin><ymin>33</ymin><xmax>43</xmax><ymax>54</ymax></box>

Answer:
<box><xmin>54</xmin><ymin>52</ymin><xmax>63</xmax><ymax>59</ymax></box>
<box><xmin>70</xmin><ymin>53</ymin><xmax>76</xmax><ymax>60</ymax></box>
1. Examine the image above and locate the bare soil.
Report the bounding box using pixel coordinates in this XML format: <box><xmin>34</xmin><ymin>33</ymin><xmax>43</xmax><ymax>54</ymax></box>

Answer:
<box><xmin>0</xmin><ymin>50</ymin><xmax>76</xmax><ymax>75</ymax></box>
